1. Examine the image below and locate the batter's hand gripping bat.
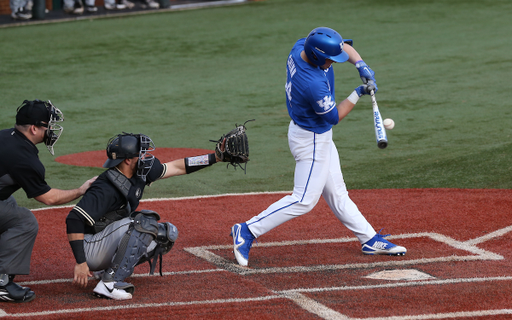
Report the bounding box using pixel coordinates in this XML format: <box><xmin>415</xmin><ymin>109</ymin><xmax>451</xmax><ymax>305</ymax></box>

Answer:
<box><xmin>370</xmin><ymin>90</ymin><xmax>388</xmax><ymax>149</ymax></box>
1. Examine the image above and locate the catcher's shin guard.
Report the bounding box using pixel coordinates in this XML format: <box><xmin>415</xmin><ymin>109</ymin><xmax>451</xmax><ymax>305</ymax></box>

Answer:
<box><xmin>104</xmin><ymin>212</ymin><xmax>159</xmax><ymax>282</ymax></box>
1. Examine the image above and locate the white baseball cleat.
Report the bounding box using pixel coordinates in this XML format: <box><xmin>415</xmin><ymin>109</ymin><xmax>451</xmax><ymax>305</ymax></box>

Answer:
<box><xmin>362</xmin><ymin>231</ymin><xmax>407</xmax><ymax>256</ymax></box>
<box><xmin>93</xmin><ymin>280</ymin><xmax>134</xmax><ymax>300</ymax></box>
<box><xmin>230</xmin><ymin>223</ymin><xmax>255</xmax><ymax>266</ymax></box>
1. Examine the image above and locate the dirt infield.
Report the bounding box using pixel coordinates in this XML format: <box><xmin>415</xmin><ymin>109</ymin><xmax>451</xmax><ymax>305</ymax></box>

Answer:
<box><xmin>2</xmin><ymin>188</ymin><xmax>511</xmax><ymax>319</ymax></box>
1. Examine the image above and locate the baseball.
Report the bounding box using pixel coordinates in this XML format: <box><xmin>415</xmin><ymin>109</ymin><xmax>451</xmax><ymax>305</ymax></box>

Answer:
<box><xmin>383</xmin><ymin>118</ymin><xmax>395</xmax><ymax>130</ymax></box>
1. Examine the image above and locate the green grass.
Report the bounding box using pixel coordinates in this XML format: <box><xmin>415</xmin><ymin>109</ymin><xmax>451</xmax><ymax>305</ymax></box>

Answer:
<box><xmin>1</xmin><ymin>0</ymin><xmax>511</xmax><ymax>209</ymax></box>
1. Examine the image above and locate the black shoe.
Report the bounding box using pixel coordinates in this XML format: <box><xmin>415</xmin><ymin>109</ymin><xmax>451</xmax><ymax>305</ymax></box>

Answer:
<box><xmin>0</xmin><ymin>275</ymin><xmax>36</xmax><ymax>303</ymax></box>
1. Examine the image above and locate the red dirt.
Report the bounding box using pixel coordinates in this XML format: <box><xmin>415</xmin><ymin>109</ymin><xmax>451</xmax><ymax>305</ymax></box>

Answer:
<box><xmin>4</xmin><ymin>150</ymin><xmax>512</xmax><ymax>320</ymax></box>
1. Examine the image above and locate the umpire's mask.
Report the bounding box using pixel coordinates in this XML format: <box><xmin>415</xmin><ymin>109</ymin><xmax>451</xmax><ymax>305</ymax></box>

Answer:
<box><xmin>103</xmin><ymin>133</ymin><xmax>155</xmax><ymax>181</ymax></box>
<box><xmin>16</xmin><ymin>100</ymin><xmax>64</xmax><ymax>155</ymax></box>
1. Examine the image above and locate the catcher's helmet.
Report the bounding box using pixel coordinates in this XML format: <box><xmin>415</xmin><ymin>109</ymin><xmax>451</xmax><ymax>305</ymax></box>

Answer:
<box><xmin>304</xmin><ymin>27</ymin><xmax>349</xmax><ymax>67</ymax></box>
<box><xmin>16</xmin><ymin>99</ymin><xmax>64</xmax><ymax>155</ymax></box>
<box><xmin>103</xmin><ymin>133</ymin><xmax>155</xmax><ymax>181</ymax></box>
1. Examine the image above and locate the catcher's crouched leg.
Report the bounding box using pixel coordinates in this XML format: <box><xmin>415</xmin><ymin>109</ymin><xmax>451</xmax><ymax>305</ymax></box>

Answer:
<box><xmin>94</xmin><ymin>211</ymin><xmax>159</xmax><ymax>300</ymax></box>
<box><xmin>137</xmin><ymin>221</ymin><xmax>179</xmax><ymax>276</ymax></box>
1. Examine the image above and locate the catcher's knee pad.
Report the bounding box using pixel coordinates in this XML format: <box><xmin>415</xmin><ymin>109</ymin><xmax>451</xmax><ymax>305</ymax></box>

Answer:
<box><xmin>104</xmin><ymin>212</ymin><xmax>159</xmax><ymax>282</ymax></box>
<box><xmin>156</xmin><ymin>222</ymin><xmax>178</xmax><ymax>255</ymax></box>
<box><xmin>137</xmin><ymin>222</ymin><xmax>179</xmax><ymax>276</ymax></box>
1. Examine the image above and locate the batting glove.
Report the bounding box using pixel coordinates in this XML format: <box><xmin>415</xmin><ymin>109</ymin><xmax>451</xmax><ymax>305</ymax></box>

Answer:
<box><xmin>355</xmin><ymin>81</ymin><xmax>376</xmax><ymax>97</ymax></box>
<box><xmin>356</xmin><ymin>60</ymin><xmax>376</xmax><ymax>84</ymax></box>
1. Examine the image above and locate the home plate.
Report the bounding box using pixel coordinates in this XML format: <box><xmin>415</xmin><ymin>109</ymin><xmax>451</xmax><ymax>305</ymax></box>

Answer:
<box><xmin>365</xmin><ymin>269</ymin><xmax>435</xmax><ymax>281</ymax></box>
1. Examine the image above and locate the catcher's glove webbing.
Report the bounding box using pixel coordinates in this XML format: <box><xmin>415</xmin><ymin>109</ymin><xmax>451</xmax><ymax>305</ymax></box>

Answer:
<box><xmin>211</xmin><ymin>119</ymin><xmax>254</xmax><ymax>173</ymax></box>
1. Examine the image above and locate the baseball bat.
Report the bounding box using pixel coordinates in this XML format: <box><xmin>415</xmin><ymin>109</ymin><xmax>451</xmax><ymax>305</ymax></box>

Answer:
<box><xmin>370</xmin><ymin>90</ymin><xmax>388</xmax><ymax>149</ymax></box>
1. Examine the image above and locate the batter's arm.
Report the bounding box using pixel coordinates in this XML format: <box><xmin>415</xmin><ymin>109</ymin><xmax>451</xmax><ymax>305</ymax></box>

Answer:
<box><xmin>336</xmin><ymin>99</ymin><xmax>357</xmax><ymax>122</ymax></box>
<box><xmin>342</xmin><ymin>43</ymin><xmax>363</xmax><ymax>65</ymax></box>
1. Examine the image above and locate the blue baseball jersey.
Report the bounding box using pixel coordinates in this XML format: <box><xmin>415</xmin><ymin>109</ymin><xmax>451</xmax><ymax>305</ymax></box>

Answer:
<box><xmin>285</xmin><ymin>38</ymin><xmax>339</xmax><ymax>134</ymax></box>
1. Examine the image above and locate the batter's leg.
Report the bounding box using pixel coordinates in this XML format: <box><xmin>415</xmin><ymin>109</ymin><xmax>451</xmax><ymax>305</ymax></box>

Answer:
<box><xmin>322</xmin><ymin>141</ymin><xmax>376</xmax><ymax>244</ymax></box>
<box><xmin>247</xmin><ymin>122</ymin><xmax>332</xmax><ymax>237</ymax></box>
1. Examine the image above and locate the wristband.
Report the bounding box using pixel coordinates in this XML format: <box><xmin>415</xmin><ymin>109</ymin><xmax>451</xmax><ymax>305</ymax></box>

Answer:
<box><xmin>185</xmin><ymin>153</ymin><xmax>217</xmax><ymax>174</ymax></box>
<box><xmin>355</xmin><ymin>60</ymin><xmax>366</xmax><ymax>68</ymax></box>
<box><xmin>347</xmin><ymin>90</ymin><xmax>360</xmax><ymax>104</ymax></box>
<box><xmin>69</xmin><ymin>240</ymin><xmax>87</xmax><ymax>264</ymax></box>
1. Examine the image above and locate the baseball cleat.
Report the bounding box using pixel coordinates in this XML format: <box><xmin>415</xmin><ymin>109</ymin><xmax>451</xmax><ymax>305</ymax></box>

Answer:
<box><xmin>230</xmin><ymin>223</ymin><xmax>255</xmax><ymax>266</ymax></box>
<box><xmin>93</xmin><ymin>280</ymin><xmax>134</xmax><ymax>300</ymax></box>
<box><xmin>362</xmin><ymin>231</ymin><xmax>406</xmax><ymax>256</ymax></box>
<box><xmin>0</xmin><ymin>276</ymin><xmax>36</xmax><ymax>303</ymax></box>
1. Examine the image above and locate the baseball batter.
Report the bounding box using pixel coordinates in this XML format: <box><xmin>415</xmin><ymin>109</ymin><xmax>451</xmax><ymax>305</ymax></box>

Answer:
<box><xmin>231</xmin><ymin>27</ymin><xmax>406</xmax><ymax>267</ymax></box>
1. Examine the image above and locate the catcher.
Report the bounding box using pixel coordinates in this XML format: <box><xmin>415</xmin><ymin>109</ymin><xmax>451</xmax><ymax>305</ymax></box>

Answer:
<box><xmin>66</xmin><ymin>125</ymin><xmax>249</xmax><ymax>300</ymax></box>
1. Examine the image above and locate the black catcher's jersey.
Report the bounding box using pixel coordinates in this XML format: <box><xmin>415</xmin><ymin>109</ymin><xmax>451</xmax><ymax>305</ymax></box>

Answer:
<box><xmin>0</xmin><ymin>128</ymin><xmax>51</xmax><ymax>201</ymax></box>
<box><xmin>69</xmin><ymin>158</ymin><xmax>166</xmax><ymax>234</ymax></box>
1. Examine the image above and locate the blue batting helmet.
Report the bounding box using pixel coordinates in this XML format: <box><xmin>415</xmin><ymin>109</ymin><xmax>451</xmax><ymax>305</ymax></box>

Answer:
<box><xmin>304</xmin><ymin>27</ymin><xmax>349</xmax><ymax>66</ymax></box>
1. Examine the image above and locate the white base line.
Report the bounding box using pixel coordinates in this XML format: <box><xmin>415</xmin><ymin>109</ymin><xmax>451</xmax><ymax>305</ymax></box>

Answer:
<box><xmin>17</xmin><ymin>269</ymin><xmax>224</xmax><ymax>286</ymax></box>
<box><xmin>2</xmin><ymin>277</ymin><xmax>511</xmax><ymax>318</ymax></box>
<box><xmin>351</xmin><ymin>309</ymin><xmax>512</xmax><ymax>320</ymax></box>
<box><xmin>184</xmin><ymin>232</ymin><xmax>504</xmax><ymax>276</ymax></box>
<box><xmin>281</xmin><ymin>292</ymin><xmax>349</xmax><ymax>320</ymax></box>
<box><xmin>279</xmin><ymin>276</ymin><xmax>512</xmax><ymax>294</ymax></box>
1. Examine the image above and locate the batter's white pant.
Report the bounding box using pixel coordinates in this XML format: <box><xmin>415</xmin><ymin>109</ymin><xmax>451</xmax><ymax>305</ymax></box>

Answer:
<box><xmin>246</xmin><ymin>121</ymin><xmax>376</xmax><ymax>244</ymax></box>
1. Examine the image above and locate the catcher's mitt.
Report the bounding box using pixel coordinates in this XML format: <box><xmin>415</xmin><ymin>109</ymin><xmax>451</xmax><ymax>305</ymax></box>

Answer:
<box><xmin>211</xmin><ymin>120</ymin><xmax>254</xmax><ymax>172</ymax></box>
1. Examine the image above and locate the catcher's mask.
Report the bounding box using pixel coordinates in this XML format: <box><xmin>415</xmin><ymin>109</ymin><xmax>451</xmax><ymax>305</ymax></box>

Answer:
<box><xmin>103</xmin><ymin>132</ymin><xmax>156</xmax><ymax>181</ymax></box>
<box><xmin>16</xmin><ymin>99</ymin><xmax>64</xmax><ymax>155</ymax></box>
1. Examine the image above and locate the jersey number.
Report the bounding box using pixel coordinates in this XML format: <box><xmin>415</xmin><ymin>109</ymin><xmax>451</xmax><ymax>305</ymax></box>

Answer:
<box><xmin>285</xmin><ymin>81</ymin><xmax>292</xmax><ymax>102</ymax></box>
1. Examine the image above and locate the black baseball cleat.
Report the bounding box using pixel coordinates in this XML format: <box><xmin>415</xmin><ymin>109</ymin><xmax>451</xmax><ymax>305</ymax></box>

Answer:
<box><xmin>0</xmin><ymin>275</ymin><xmax>36</xmax><ymax>303</ymax></box>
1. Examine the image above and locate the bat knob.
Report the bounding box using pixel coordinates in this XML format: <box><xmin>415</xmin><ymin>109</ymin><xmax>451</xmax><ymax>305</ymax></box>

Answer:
<box><xmin>378</xmin><ymin>141</ymin><xmax>388</xmax><ymax>149</ymax></box>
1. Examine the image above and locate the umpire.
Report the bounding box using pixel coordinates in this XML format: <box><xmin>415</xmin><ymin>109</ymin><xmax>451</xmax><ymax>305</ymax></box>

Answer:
<box><xmin>0</xmin><ymin>100</ymin><xmax>96</xmax><ymax>303</ymax></box>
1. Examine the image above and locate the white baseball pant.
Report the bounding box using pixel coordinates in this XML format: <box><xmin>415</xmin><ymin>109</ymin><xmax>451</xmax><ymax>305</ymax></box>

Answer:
<box><xmin>246</xmin><ymin>120</ymin><xmax>376</xmax><ymax>244</ymax></box>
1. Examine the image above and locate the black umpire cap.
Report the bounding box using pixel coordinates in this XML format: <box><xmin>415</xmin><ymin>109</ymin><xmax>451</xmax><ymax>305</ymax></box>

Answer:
<box><xmin>16</xmin><ymin>100</ymin><xmax>50</xmax><ymax>126</ymax></box>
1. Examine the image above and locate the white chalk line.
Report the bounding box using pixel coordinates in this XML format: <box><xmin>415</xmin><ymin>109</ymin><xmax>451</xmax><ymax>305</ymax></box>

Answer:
<box><xmin>16</xmin><ymin>268</ymin><xmax>225</xmax><ymax>286</ymax></box>
<box><xmin>2</xmin><ymin>276</ymin><xmax>511</xmax><ymax>318</ymax></box>
<box><xmin>18</xmin><ymin>199</ymin><xmax>512</xmax><ymax>320</ymax></box>
<box><xmin>183</xmin><ymin>231</ymin><xmax>505</xmax><ymax>276</ymax></box>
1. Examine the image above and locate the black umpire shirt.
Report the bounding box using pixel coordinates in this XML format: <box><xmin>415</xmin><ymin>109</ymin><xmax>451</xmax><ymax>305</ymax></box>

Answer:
<box><xmin>0</xmin><ymin>128</ymin><xmax>51</xmax><ymax>201</ymax></box>
<box><xmin>66</xmin><ymin>158</ymin><xmax>166</xmax><ymax>234</ymax></box>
